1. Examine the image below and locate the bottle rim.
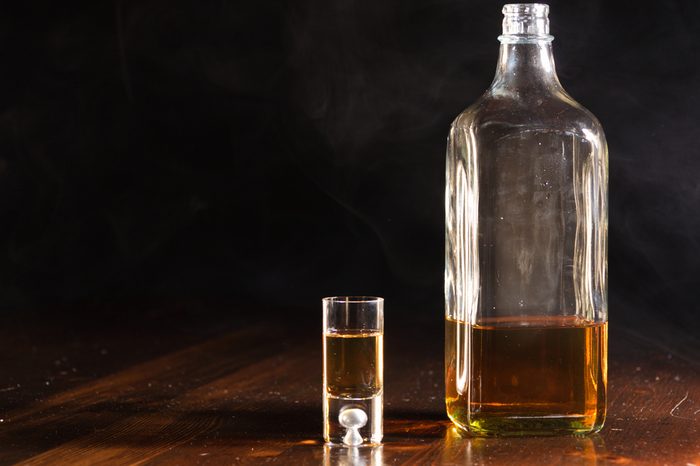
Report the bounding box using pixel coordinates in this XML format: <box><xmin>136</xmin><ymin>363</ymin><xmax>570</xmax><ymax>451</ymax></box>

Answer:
<box><xmin>500</xmin><ymin>3</ymin><xmax>553</xmax><ymax>43</ymax></box>
<box><xmin>502</xmin><ymin>3</ymin><xmax>549</xmax><ymax>17</ymax></box>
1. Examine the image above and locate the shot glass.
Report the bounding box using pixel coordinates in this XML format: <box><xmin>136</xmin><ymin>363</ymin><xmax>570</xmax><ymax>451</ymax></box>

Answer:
<box><xmin>323</xmin><ymin>296</ymin><xmax>384</xmax><ymax>445</ymax></box>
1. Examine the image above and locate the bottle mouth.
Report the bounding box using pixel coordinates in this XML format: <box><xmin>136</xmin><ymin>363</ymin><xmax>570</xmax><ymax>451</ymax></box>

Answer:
<box><xmin>499</xmin><ymin>3</ymin><xmax>553</xmax><ymax>43</ymax></box>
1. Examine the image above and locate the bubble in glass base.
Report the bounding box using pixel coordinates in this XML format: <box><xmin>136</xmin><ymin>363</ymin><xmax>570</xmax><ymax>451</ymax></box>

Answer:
<box><xmin>323</xmin><ymin>393</ymin><xmax>383</xmax><ymax>445</ymax></box>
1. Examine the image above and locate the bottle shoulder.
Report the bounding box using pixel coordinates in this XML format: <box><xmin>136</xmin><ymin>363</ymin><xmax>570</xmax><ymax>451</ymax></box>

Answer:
<box><xmin>451</xmin><ymin>89</ymin><xmax>605</xmax><ymax>141</ymax></box>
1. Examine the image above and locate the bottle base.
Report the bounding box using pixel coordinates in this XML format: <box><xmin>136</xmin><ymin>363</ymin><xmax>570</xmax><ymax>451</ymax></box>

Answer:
<box><xmin>448</xmin><ymin>412</ymin><xmax>605</xmax><ymax>437</ymax></box>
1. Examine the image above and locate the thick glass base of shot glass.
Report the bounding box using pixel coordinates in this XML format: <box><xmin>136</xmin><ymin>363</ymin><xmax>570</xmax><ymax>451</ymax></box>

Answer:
<box><xmin>323</xmin><ymin>392</ymin><xmax>383</xmax><ymax>445</ymax></box>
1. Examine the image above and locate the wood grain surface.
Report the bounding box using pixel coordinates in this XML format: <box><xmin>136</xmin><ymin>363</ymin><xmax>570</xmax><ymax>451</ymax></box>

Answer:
<box><xmin>1</xmin><ymin>308</ymin><xmax>698</xmax><ymax>465</ymax></box>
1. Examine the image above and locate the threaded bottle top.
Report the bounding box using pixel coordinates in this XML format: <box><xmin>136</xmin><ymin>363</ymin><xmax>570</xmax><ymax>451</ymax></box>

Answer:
<box><xmin>500</xmin><ymin>3</ymin><xmax>553</xmax><ymax>43</ymax></box>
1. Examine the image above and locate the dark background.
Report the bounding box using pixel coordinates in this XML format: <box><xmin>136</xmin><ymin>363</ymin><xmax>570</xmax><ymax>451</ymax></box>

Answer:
<box><xmin>0</xmin><ymin>0</ymin><xmax>698</xmax><ymax>328</ymax></box>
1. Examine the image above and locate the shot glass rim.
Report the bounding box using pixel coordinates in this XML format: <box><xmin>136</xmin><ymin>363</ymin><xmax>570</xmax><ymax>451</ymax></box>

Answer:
<box><xmin>322</xmin><ymin>296</ymin><xmax>384</xmax><ymax>304</ymax></box>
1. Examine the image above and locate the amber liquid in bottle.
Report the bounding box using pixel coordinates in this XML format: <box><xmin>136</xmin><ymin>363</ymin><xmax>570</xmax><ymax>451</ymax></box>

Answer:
<box><xmin>445</xmin><ymin>316</ymin><xmax>607</xmax><ymax>436</ymax></box>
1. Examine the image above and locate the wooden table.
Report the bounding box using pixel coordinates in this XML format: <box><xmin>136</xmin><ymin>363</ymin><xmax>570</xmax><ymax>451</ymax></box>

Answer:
<box><xmin>1</xmin><ymin>307</ymin><xmax>698</xmax><ymax>465</ymax></box>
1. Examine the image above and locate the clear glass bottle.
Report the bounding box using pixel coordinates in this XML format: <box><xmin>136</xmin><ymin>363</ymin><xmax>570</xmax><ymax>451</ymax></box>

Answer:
<box><xmin>445</xmin><ymin>3</ymin><xmax>607</xmax><ymax>436</ymax></box>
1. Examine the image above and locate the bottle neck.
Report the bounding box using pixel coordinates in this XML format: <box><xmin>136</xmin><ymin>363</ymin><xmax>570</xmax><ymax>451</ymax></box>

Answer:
<box><xmin>491</xmin><ymin>40</ymin><xmax>562</xmax><ymax>92</ymax></box>
<box><xmin>491</xmin><ymin>4</ymin><xmax>561</xmax><ymax>93</ymax></box>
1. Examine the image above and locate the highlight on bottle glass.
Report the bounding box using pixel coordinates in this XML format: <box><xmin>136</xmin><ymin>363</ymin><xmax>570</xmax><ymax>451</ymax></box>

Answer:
<box><xmin>322</xmin><ymin>296</ymin><xmax>384</xmax><ymax>446</ymax></box>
